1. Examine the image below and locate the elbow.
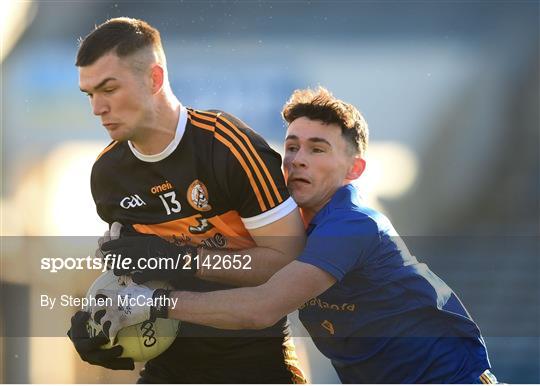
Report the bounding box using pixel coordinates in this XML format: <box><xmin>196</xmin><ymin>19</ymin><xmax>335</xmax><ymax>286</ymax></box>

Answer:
<box><xmin>236</xmin><ymin>286</ymin><xmax>284</xmax><ymax>330</ymax></box>
<box><xmin>243</xmin><ymin>310</ymin><xmax>280</xmax><ymax>330</ymax></box>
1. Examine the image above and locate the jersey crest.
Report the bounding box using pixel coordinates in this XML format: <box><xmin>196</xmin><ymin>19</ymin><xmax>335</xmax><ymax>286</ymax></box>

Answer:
<box><xmin>187</xmin><ymin>179</ymin><xmax>212</xmax><ymax>212</ymax></box>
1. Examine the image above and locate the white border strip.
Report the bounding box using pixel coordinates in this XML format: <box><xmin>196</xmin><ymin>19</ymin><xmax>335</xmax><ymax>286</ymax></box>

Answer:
<box><xmin>129</xmin><ymin>104</ymin><xmax>187</xmax><ymax>163</ymax></box>
<box><xmin>241</xmin><ymin>197</ymin><xmax>298</xmax><ymax>230</ymax></box>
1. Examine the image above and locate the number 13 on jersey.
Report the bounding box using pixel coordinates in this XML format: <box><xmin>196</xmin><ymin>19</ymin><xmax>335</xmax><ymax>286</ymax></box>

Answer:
<box><xmin>159</xmin><ymin>191</ymin><xmax>181</xmax><ymax>215</ymax></box>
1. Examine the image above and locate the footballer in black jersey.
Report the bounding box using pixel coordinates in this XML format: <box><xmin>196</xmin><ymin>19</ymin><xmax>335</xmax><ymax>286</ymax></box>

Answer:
<box><xmin>92</xmin><ymin>107</ymin><xmax>305</xmax><ymax>383</ymax></box>
<box><xmin>71</xmin><ymin>17</ymin><xmax>307</xmax><ymax>384</ymax></box>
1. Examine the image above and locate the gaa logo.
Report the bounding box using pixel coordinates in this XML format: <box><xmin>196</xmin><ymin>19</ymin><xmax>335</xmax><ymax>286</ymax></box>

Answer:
<box><xmin>140</xmin><ymin>320</ymin><xmax>157</xmax><ymax>347</ymax></box>
<box><xmin>120</xmin><ymin>194</ymin><xmax>147</xmax><ymax>209</ymax></box>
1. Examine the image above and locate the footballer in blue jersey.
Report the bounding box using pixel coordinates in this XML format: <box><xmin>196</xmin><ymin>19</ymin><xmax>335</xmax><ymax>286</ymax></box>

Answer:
<box><xmin>92</xmin><ymin>87</ymin><xmax>499</xmax><ymax>384</ymax></box>
<box><xmin>296</xmin><ymin>183</ymin><xmax>491</xmax><ymax>383</ymax></box>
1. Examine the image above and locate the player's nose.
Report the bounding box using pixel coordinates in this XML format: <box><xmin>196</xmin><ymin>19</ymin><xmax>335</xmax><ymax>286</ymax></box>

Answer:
<box><xmin>290</xmin><ymin>149</ymin><xmax>308</xmax><ymax>168</ymax></box>
<box><xmin>91</xmin><ymin>95</ymin><xmax>109</xmax><ymax>116</ymax></box>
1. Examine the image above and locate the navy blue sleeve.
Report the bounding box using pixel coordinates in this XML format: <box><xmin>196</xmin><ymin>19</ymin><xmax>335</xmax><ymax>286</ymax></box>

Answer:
<box><xmin>297</xmin><ymin>213</ymin><xmax>380</xmax><ymax>281</ymax></box>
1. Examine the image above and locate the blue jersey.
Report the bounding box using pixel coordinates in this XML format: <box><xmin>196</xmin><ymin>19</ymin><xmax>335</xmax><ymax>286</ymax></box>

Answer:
<box><xmin>297</xmin><ymin>184</ymin><xmax>490</xmax><ymax>383</ymax></box>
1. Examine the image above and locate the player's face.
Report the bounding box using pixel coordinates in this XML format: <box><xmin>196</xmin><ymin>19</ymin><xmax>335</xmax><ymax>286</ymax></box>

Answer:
<box><xmin>284</xmin><ymin>117</ymin><xmax>357</xmax><ymax>213</ymax></box>
<box><xmin>78</xmin><ymin>52</ymin><xmax>152</xmax><ymax>142</ymax></box>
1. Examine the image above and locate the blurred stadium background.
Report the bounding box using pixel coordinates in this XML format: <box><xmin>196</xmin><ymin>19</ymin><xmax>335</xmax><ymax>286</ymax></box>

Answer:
<box><xmin>1</xmin><ymin>1</ymin><xmax>538</xmax><ymax>383</ymax></box>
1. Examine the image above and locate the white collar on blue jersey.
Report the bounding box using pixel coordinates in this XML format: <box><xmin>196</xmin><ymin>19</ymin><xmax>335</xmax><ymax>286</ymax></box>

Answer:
<box><xmin>128</xmin><ymin>103</ymin><xmax>188</xmax><ymax>163</ymax></box>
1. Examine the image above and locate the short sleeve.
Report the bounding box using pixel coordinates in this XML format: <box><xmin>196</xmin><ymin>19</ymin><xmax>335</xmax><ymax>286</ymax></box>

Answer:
<box><xmin>297</xmin><ymin>214</ymin><xmax>380</xmax><ymax>281</ymax></box>
<box><xmin>213</xmin><ymin>112</ymin><xmax>296</xmax><ymax>229</ymax></box>
<box><xmin>91</xmin><ymin>141</ymin><xmax>121</xmax><ymax>224</ymax></box>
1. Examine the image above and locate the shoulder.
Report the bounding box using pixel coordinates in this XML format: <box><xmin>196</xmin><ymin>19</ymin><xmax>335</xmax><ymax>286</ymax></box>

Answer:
<box><xmin>187</xmin><ymin>108</ymin><xmax>273</xmax><ymax>149</ymax></box>
<box><xmin>90</xmin><ymin>141</ymin><xmax>128</xmax><ymax>194</ymax></box>
<box><xmin>186</xmin><ymin>108</ymin><xmax>219</xmax><ymax>130</ymax></box>
<box><xmin>215</xmin><ymin>112</ymin><xmax>275</xmax><ymax>152</ymax></box>
<box><xmin>93</xmin><ymin>140</ymin><xmax>127</xmax><ymax>169</ymax></box>
<box><xmin>314</xmin><ymin>203</ymin><xmax>395</xmax><ymax>238</ymax></box>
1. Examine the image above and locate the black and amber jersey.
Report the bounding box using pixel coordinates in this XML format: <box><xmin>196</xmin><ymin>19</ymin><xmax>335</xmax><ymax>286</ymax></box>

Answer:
<box><xmin>90</xmin><ymin>106</ymin><xmax>306</xmax><ymax>383</ymax></box>
<box><xmin>91</xmin><ymin>106</ymin><xmax>296</xmax><ymax>247</ymax></box>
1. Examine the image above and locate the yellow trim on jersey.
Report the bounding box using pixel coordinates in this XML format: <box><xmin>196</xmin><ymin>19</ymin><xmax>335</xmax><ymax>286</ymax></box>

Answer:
<box><xmin>215</xmin><ymin>120</ymin><xmax>276</xmax><ymax>208</ymax></box>
<box><xmin>479</xmin><ymin>370</ymin><xmax>497</xmax><ymax>384</ymax></box>
<box><xmin>95</xmin><ymin>141</ymin><xmax>119</xmax><ymax>161</ymax></box>
<box><xmin>188</xmin><ymin>110</ymin><xmax>274</xmax><ymax>212</ymax></box>
<box><xmin>190</xmin><ymin>110</ymin><xmax>284</xmax><ymax>208</ymax></box>
<box><xmin>190</xmin><ymin>110</ymin><xmax>278</xmax><ymax>209</ymax></box>
<box><xmin>188</xmin><ymin>114</ymin><xmax>215</xmax><ymax>131</ymax></box>
<box><xmin>214</xmin><ymin>131</ymin><xmax>268</xmax><ymax>211</ymax></box>
<box><xmin>218</xmin><ymin>114</ymin><xmax>284</xmax><ymax>203</ymax></box>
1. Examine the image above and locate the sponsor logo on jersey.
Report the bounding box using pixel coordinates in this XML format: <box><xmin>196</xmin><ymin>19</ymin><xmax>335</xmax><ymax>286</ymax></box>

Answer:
<box><xmin>201</xmin><ymin>232</ymin><xmax>227</xmax><ymax>249</ymax></box>
<box><xmin>187</xmin><ymin>180</ymin><xmax>212</xmax><ymax>212</ymax></box>
<box><xmin>299</xmin><ymin>297</ymin><xmax>356</xmax><ymax>312</ymax></box>
<box><xmin>321</xmin><ymin>320</ymin><xmax>335</xmax><ymax>335</ymax></box>
<box><xmin>120</xmin><ymin>194</ymin><xmax>147</xmax><ymax>209</ymax></box>
<box><xmin>188</xmin><ymin>217</ymin><xmax>214</xmax><ymax>234</ymax></box>
<box><xmin>150</xmin><ymin>180</ymin><xmax>174</xmax><ymax>195</ymax></box>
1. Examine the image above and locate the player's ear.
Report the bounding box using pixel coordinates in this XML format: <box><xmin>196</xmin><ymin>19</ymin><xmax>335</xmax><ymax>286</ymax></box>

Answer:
<box><xmin>346</xmin><ymin>156</ymin><xmax>366</xmax><ymax>181</ymax></box>
<box><xmin>150</xmin><ymin>64</ymin><xmax>164</xmax><ymax>94</ymax></box>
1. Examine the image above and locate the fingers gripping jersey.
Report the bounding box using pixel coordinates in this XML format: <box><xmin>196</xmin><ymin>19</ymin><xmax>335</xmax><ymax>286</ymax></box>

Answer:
<box><xmin>90</xmin><ymin>107</ymin><xmax>305</xmax><ymax>383</ymax></box>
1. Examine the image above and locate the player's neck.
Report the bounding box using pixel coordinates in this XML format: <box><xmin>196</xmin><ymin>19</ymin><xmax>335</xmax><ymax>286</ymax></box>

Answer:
<box><xmin>131</xmin><ymin>94</ymin><xmax>181</xmax><ymax>155</ymax></box>
<box><xmin>299</xmin><ymin>208</ymin><xmax>316</xmax><ymax>227</ymax></box>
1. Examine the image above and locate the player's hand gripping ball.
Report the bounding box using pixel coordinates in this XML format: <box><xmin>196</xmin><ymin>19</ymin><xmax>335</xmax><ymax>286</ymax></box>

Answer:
<box><xmin>85</xmin><ymin>271</ymin><xmax>179</xmax><ymax>363</ymax></box>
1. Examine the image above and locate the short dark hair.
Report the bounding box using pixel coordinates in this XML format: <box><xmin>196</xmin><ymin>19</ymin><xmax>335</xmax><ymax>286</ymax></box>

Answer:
<box><xmin>282</xmin><ymin>87</ymin><xmax>369</xmax><ymax>156</ymax></box>
<box><xmin>76</xmin><ymin>17</ymin><xmax>164</xmax><ymax>67</ymax></box>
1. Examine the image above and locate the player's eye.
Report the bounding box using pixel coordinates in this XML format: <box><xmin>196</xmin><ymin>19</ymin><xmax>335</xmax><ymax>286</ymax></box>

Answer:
<box><xmin>312</xmin><ymin>147</ymin><xmax>325</xmax><ymax>153</ymax></box>
<box><xmin>286</xmin><ymin>145</ymin><xmax>299</xmax><ymax>152</ymax></box>
<box><xmin>103</xmin><ymin>88</ymin><xmax>116</xmax><ymax>94</ymax></box>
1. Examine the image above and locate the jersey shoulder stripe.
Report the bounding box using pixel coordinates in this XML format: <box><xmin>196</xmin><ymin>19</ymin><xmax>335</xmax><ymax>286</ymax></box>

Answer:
<box><xmin>187</xmin><ymin>108</ymin><xmax>283</xmax><ymax>213</ymax></box>
<box><xmin>95</xmin><ymin>141</ymin><xmax>119</xmax><ymax>161</ymax></box>
<box><xmin>214</xmin><ymin>115</ymin><xmax>278</xmax><ymax>209</ymax></box>
<box><xmin>188</xmin><ymin>109</ymin><xmax>216</xmax><ymax>132</ymax></box>
<box><xmin>217</xmin><ymin>113</ymin><xmax>283</xmax><ymax>204</ymax></box>
<box><xmin>188</xmin><ymin>110</ymin><xmax>267</xmax><ymax>211</ymax></box>
<box><xmin>191</xmin><ymin>109</ymin><xmax>281</xmax><ymax>210</ymax></box>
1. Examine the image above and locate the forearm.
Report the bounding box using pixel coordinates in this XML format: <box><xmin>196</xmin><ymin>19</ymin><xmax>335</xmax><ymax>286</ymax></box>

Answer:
<box><xmin>195</xmin><ymin>246</ymin><xmax>292</xmax><ymax>286</ymax></box>
<box><xmin>193</xmin><ymin>209</ymin><xmax>306</xmax><ymax>286</ymax></box>
<box><xmin>168</xmin><ymin>286</ymin><xmax>274</xmax><ymax>330</ymax></box>
<box><xmin>167</xmin><ymin>260</ymin><xmax>335</xmax><ymax>331</ymax></box>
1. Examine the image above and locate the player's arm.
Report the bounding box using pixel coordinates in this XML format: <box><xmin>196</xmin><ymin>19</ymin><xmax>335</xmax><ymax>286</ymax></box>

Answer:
<box><xmin>195</xmin><ymin>208</ymin><xmax>306</xmax><ymax>286</ymax></box>
<box><xmin>100</xmin><ymin>112</ymin><xmax>305</xmax><ymax>287</ymax></box>
<box><xmin>189</xmin><ymin>111</ymin><xmax>306</xmax><ymax>286</ymax></box>
<box><xmin>171</xmin><ymin>260</ymin><xmax>334</xmax><ymax>329</ymax></box>
<box><xmin>92</xmin><ymin>260</ymin><xmax>337</xmax><ymax>339</ymax></box>
<box><xmin>100</xmin><ymin>215</ymin><xmax>305</xmax><ymax>288</ymax></box>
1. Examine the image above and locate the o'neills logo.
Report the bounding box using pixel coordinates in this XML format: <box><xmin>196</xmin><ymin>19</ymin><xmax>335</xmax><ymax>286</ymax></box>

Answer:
<box><xmin>150</xmin><ymin>180</ymin><xmax>174</xmax><ymax>195</ymax></box>
<box><xmin>187</xmin><ymin>180</ymin><xmax>211</xmax><ymax>212</ymax></box>
<box><xmin>299</xmin><ymin>297</ymin><xmax>356</xmax><ymax>312</ymax></box>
